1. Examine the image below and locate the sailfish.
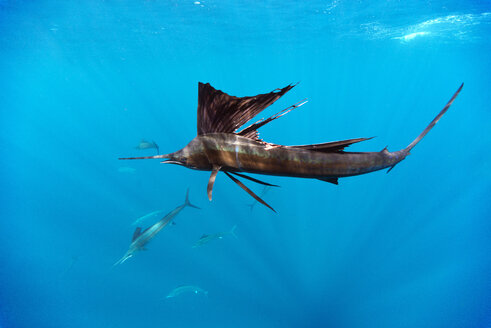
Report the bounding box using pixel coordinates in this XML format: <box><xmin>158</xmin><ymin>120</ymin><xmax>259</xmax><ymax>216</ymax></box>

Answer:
<box><xmin>120</xmin><ymin>82</ymin><xmax>463</xmax><ymax>212</ymax></box>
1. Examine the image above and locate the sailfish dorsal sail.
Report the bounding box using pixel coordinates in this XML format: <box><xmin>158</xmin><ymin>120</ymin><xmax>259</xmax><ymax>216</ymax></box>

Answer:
<box><xmin>196</xmin><ymin>82</ymin><xmax>295</xmax><ymax>135</ymax></box>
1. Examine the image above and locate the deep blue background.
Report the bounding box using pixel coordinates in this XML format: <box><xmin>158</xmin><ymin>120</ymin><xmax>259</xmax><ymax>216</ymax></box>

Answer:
<box><xmin>1</xmin><ymin>1</ymin><xmax>490</xmax><ymax>327</ymax></box>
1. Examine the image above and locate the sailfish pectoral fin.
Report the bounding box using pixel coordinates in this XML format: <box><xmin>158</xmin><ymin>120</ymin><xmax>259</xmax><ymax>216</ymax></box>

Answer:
<box><xmin>208</xmin><ymin>165</ymin><xmax>221</xmax><ymax>201</ymax></box>
<box><xmin>224</xmin><ymin>172</ymin><xmax>276</xmax><ymax>213</ymax></box>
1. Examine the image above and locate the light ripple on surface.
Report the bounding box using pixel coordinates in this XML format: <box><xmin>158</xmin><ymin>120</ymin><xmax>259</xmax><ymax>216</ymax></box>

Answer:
<box><xmin>360</xmin><ymin>12</ymin><xmax>491</xmax><ymax>42</ymax></box>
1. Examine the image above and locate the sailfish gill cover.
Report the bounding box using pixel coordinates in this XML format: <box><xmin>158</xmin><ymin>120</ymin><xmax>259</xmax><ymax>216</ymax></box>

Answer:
<box><xmin>1</xmin><ymin>1</ymin><xmax>490</xmax><ymax>328</ymax></box>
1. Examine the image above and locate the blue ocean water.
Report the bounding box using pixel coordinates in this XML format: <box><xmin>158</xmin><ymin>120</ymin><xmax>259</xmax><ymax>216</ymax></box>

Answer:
<box><xmin>1</xmin><ymin>1</ymin><xmax>490</xmax><ymax>327</ymax></box>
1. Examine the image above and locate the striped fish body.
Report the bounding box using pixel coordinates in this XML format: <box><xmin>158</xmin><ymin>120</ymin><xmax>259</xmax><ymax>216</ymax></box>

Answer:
<box><xmin>180</xmin><ymin>133</ymin><xmax>406</xmax><ymax>179</ymax></box>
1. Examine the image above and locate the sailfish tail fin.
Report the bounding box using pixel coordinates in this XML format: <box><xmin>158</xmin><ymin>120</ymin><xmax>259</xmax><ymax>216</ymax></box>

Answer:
<box><xmin>387</xmin><ymin>83</ymin><xmax>463</xmax><ymax>173</ymax></box>
<box><xmin>404</xmin><ymin>83</ymin><xmax>463</xmax><ymax>154</ymax></box>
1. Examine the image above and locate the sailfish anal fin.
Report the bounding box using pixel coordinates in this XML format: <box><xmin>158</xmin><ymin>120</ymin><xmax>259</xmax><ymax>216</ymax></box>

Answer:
<box><xmin>207</xmin><ymin>165</ymin><xmax>221</xmax><ymax>201</ymax></box>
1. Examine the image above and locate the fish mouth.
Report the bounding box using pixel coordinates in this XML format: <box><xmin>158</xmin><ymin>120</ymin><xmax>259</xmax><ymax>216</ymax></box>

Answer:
<box><xmin>160</xmin><ymin>159</ymin><xmax>186</xmax><ymax>166</ymax></box>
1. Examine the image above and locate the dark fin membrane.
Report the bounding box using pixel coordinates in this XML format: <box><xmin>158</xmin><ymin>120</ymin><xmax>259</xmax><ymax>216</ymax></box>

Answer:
<box><xmin>197</xmin><ymin>82</ymin><xmax>295</xmax><ymax>135</ymax></box>
<box><xmin>287</xmin><ymin>137</ymin><xmax>373</xmax><ymax>153</ymax></box>
<box><xmin>207</xmin><ymin>165</ymin><xmax>221</xmax><ymax>201</ymax></box>
<box><xmin>238</xmin><ymin>99</ymin><xmax>308</xmax><ymax>141</ymax></box>
<box><xmin>317</xmin><ymin>177</ymin><xmax>339</xmax><ymax>185</ymax></box>
<box><xmin>224</xmin><ymin>172</ymin><xmax>276</xmax><ymax>213</ymax></box>
<box><xmin>228</xmin><ymin>172</ymin><xmax>279</xmax><ymax>187</ymax></box>
<box><xmin>132</xmin><ymin>227</ymin><xmax>142</xmax><ymax>242</ymax></box>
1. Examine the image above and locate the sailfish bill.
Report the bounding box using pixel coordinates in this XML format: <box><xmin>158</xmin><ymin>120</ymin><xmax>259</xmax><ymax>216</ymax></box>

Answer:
<box><xmin>119</xmin><ymin>154</ymin><xmax>169</xmax><ymax>160</ymax></box>
<box><xmin>119</xmin><ymin>82</ymin><xmax>463</xmax><ymax>212</ymax></box>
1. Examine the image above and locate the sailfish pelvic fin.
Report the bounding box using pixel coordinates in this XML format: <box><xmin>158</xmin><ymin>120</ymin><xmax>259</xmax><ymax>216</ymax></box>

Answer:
<box><xmin>224</xmin><ymin>172</ymin><xmax>276</xmax><ymax>213</ymax></box>
<box><xmin>228</xmin><ymin>172</ymin><xmax>279</xmax><ymax>187</ymax></box>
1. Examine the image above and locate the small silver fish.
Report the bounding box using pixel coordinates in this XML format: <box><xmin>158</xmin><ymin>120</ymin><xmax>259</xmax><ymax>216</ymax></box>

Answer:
<box><xmin>135</xmin><ymin>139</ymin><xmax>159</xmax><ymax>154</ymax></box>
<box><xmin>131</xmin><ymin>209</ymin><xmax>164</xmax><ymax>226</ymax></box>
<box><xmin>114</xmin><ymin>190</ymin><xmax>199</xmax><ymax>266</ymax></box>
<box><xmin>166</xmin><ymin>285</ymin><xmax>208</xmax><ymax>298</ymax></box>
<box><xmin>192</xmin><ymin>225</ymin><xmax>237</xmax><ymax>248</ymax></box>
